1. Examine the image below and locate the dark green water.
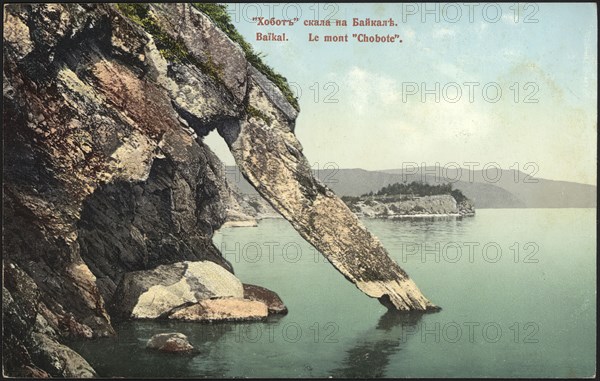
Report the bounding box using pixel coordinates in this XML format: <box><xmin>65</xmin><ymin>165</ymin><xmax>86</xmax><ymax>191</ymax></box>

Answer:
<box><xmin>72</xmin><ymin>209</ymin><xmax>596</xmax><ymax>378</ymax></box>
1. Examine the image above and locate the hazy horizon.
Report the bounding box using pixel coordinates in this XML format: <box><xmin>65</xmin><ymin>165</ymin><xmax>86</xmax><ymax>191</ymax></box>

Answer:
<box><xmin>207</xmin><ymin>135</ymin><xmax>597</xmax><ymax>186</ymax></box>
<box><xmin>205</xmin><ymin>3</ymin><xmax>597</xmax><ymax>186</ymax></box>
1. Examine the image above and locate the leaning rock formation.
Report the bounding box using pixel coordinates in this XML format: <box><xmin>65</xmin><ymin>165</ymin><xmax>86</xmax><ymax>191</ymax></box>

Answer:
<box><xmin>3</xmin><ymin>3</ymin><xmax>436</xmax><ymax>377</ymax></box>
<box><xmin>219</xmin><ymin>70</ymin><xmax>438</xmax><ymax>311</ymax></box>
<box><xmin>153</xmin><ymin>2</ymin><xmax>437</xmax><ymax>311</ymax></box>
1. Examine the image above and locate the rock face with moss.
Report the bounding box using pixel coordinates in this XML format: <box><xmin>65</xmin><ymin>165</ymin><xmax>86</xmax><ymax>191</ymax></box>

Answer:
<box><xmin>3</xmin><ymin>3</ymin><xmax>436</xmax><ymax>377</ymax></box>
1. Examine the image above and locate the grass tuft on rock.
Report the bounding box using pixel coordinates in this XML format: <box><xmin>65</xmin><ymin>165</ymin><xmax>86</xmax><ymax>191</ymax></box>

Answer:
<box><xmin>245</xmin><ymin>105</ymin><xmax>273</xmax><ymax>126</ymax></box>
<box><xmin>115</xmin><ymin>3</ymin><xmax>224</xmax><ymax>83</ymax></box>
<box><xmin>192</xmin><ymin>3</ymin><xmax>299</xmax><ymax>111</ymax></box>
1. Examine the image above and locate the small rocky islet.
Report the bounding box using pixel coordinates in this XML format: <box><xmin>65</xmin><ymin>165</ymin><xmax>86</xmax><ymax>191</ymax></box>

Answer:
<box><xmin>342</xmin><ymin>181</ymin><xmax>475</xmax><ymax>219</ymax></box>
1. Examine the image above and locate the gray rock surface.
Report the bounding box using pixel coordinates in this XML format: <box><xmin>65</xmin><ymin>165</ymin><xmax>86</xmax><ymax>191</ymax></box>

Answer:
<box><xmin>151</xmin><ymin>3</ymin><xmax>248</xmax><ymax>103</ymax></box>
<box><xmin>458</xmin><ymin>199</ymin><xmax>476</xmax><ymax>217</ymax></box>
<box><xmin>168</xmin><ymin>298</ymin><xmax>269</xmax><ymax>322</ymax></box>
<box><xmin>29</xmin><ymin>332</ymin><xmax>98</xmax><ymax>377</ymax></box>
<box><xmin>3</xmin><ymin>261</ymin><xmax>97</xmax><ymax>378</ymax></box>
<box><xmin>243</xmin><ymin>284</ymin><xmax>288</xmax><ymax>315</ymax></box>
<box><xmin>223</xmin><ymin>179</ymin><xmax>282</xmax><ymax>227</ymax></box>
<box><xmin>112</xmin><ymin>261</ymin><xmax>243</xmax><ymax>319</ymax></box>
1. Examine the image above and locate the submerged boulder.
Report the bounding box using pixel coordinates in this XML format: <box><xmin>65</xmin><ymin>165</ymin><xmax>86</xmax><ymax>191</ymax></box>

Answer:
<box><xmin>146</xmin><ymin>333</ymin><xmax>194</xmax><ymax>353</ymax></box>
<box><xmin>112</xmin><ymin>261</ymin><xmax>243</xmax><ymax>319</ymax></box>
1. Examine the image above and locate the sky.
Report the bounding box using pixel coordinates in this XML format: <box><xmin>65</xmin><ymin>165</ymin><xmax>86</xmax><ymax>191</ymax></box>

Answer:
<box><xmin>204</xmin><ymin>3</ymin><xmax>597</xmax><ymax>185</ymax></box>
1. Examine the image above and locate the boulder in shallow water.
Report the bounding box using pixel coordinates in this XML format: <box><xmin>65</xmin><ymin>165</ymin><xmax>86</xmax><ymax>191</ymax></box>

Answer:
<box><xmin>146</xmin><ymin>332</ymin><xmax>194</xmax><ymax>353</ymax></box>
<box><xmin>168</xmin><ymin>298</ymin><xmax>268</xmax><ymax>322</ymax></box>
<box><xmin>243</xmin><ymin>284</ymin><xmax>288</xmax><ymax>315</ymax></box>
<box><xmin>112</xmin><ymin>261</ymin><xmax>243</xmax><ymax>319</ymax></box>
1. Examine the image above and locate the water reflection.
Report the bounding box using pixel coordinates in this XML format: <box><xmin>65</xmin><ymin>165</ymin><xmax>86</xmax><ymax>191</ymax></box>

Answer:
<box><xmin>329</xmin><ymin>311</ymin><xmax>425</xmax><ymax>378</ymax></box>
<box><xmin>70</xmin><ymin>320</ymin><xmax>238</xmax><ymax>378</ymax></box>
<box><xmin>69</xmin><ymin>210</ymin><xmax>595</xmax><ymax>378</ymax></box>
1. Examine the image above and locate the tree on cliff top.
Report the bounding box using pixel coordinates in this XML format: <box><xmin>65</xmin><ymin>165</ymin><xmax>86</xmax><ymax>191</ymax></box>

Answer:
<box><xmin>362</xmin><ymin>181</ymin><xmax>468</xmax><ymax>203</ymax></box>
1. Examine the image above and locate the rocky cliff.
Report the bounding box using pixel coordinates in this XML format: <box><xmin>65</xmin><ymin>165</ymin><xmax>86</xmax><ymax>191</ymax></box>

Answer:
<box><xmin>3</xmin><ymin>3</ymin><xmax>437</xmax><ymax>377</ymax></box>
<box><xmin>222</xmin><ymin>177</ymin><xmax>281</xmax><ymax>228</ymax></box>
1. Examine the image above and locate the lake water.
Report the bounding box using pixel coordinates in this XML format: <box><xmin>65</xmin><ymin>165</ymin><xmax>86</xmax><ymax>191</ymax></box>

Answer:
<box><xmin>71</xmin><ymin>209</ymin><xmax>596</xmax><ymax>378</ymax></box>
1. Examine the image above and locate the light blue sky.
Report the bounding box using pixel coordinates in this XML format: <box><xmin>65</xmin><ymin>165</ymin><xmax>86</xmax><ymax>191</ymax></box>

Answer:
<box><xmin>205</xmin><ymin>3</ymin><xmax>597</xmax><ymax>184</ymax></box>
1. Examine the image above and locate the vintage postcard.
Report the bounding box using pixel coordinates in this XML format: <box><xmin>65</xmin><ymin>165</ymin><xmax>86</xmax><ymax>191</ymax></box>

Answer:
<box><xmin>2</xmin><ymin>2</ymin><xmax>597</xmax><ymax>378</ymax></box>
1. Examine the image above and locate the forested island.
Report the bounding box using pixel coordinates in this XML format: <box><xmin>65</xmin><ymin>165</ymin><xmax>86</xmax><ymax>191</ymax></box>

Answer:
<box><xmin>342</xmin><ymin>181</ymin><xmax>475</xmax><ymax>218</ymax></box>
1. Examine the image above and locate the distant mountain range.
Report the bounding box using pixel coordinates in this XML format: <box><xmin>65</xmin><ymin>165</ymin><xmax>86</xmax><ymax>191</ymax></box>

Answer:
<box><xmin>225</xmin><ymin>166</ymin><xmax>597</xmax><ymax>209</ymax></box>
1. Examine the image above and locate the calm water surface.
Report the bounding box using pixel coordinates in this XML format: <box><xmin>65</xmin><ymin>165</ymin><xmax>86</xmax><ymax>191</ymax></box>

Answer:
<box><xmin>72</xmin><ymin>209</ymin><xmax>596</xmax><ymax>378</ymax></box>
